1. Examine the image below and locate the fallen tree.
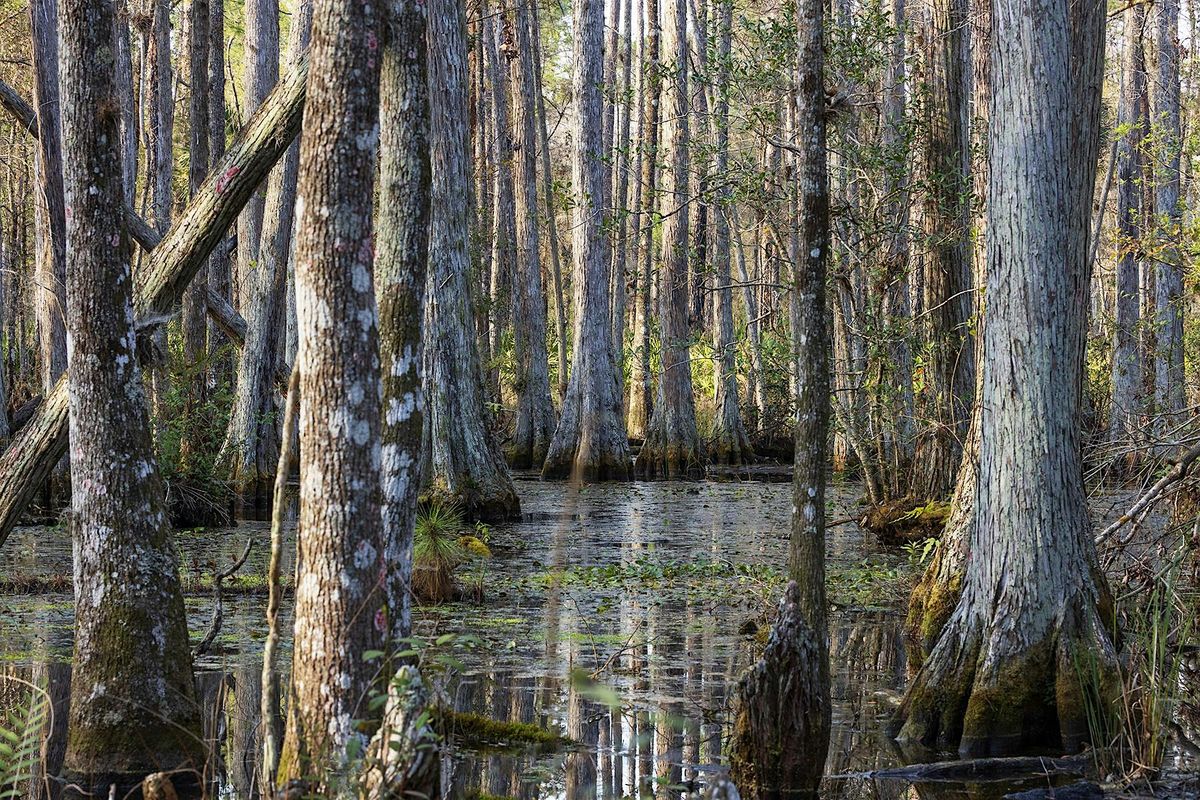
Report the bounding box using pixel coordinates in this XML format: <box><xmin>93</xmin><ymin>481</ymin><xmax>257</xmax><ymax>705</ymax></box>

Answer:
<box><xmin>0</xmin><ymin>58</ymin><xmax>308</xmax><ymax>548</ymax></box>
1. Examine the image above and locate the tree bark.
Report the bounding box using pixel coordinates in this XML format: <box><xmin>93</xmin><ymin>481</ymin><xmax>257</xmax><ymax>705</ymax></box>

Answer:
<box><xmin>275</xmin><ymin>0</ymin><xmax>386</xmax><ymax>782</ymax></box>
<box><xmin>0</xmin><ymin>59</ymin><xmax>310</xmax><ymax>549</ymax></box>
<box><xmin>730</xmin><ymin>4</ymin><xmax>831</xmax><ymax>787</ymax></box>
<box><xmin>58</xmin><ymin>0</ymin><xmax>202</xmax><ymax>789</ymax></box>
<box><xmin>710</xmin><ymin>0</ymin><xmax>752</xmax><ymax>466</ymax></box>
<box><xmin>635</xmin><ymin>0</ymin><xmax>703</xmax><ymax>478</ymax></box>
<box><xmin>377</xmin><ymin>0</ymin><xmax>430</xmax><ymax>644</ymax></box>
<box><xmin>627</xmin><ymin>0</ymin><xmax>659</xmax><ymax>440</ymax></box>
<box><xmin>498</xmin><ymin>6</ymin><xmax>556</xmax><ymax>469</ymax></box>
<box><xmin>223</xmin><ymin>0</ymin><xmax>312</xmax><ymax>505</ymax></box>
<box><xmin>424</xmin><ymin>0</ymin><xmax>520</xmax><ymax>520</ymax></box>
<box><xmin>1152</xmin><ymin>0</ymin><xmax>1185</xmax><ymax>430</ymax></box>
<box><xmin>236</xmin><ymin>0</ymin><xmax>281</xmax><ymax>310</ymax></box>
<box><xmin>30</xmin><ymin>0</ymin><xmax>67</xmax><ymax>396</ymax></box>
<box><xmin>541</xmin><ymin>0</ymin><xmax>632</xmax><ymax>482</ymax></box>
<box><xmin>208</xmin><ymin>0</ymin><xmax>231</xmax><ymax>368</ymax></box>
<box><xmin>1108</xmin><ymin>8</ymin><xmax>1146</xmax><ymax>460</ymax></box>
<box><xmin>894</xmin><ymin>0</ymin><xmax>1119</xmax><ymax>756</ymax></box>
<box><xmin>910</xmin><ymin>0</ymin><xmax>972</xmax><ymax>501</ymax></box>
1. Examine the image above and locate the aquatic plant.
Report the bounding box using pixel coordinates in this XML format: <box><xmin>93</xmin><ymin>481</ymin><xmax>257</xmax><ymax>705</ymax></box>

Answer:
<box><xmin>414</xmin><ymin>503</ymin><xmax>468</xmax><ymax>603</ymax></box>
<box><xmin>0</xmin><ymin>677</ymin><xmax>49</xmax><ymax>799</ymax></box>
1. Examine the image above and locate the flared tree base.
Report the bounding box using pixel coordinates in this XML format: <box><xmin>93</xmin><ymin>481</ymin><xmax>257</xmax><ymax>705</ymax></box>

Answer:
<box><xmin>894</xmin><ymin>594</ymin><xmax>1120</xmax><ymax>757</ymax></box>
<box><xmin>729</xmin><ymin>581</ymin><xmax>830</xmax><ymax>799</ymax></box>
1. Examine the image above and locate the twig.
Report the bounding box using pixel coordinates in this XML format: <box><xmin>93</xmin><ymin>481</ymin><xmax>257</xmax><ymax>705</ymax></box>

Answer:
<box><xmin>1096</xmin><ymin>438</ymin><xmax>1200</xmax><ymax>546</ymax></box>
<box><xmin>192</xmin><ymin>537</ymin><xmax>253</xmax><ymax>658</ymax></box>
<box><xmin>261</xmin><ymin>364</ymin><xmax>300</xmax><ymax>796</ymax></box>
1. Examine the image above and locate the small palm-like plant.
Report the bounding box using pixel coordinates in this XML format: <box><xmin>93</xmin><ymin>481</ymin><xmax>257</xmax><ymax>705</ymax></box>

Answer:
<box><xmin>414</xmin><ymin>503</ymin><xmax>467</xmax><ymax>603</ymax></box>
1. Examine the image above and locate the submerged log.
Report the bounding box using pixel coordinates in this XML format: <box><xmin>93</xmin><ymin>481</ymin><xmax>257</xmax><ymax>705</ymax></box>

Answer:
<box><xmin>0</xmin><ymin>58</ymin><xmax>308</xmax><ymax>549</ymax></box>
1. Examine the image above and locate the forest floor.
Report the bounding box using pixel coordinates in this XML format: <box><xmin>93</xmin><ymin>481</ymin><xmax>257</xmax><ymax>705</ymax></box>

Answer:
<box><xmin>0</xmin><ymin>477</ymin><xmax>1196</xmax><ymax>799</ymax></box>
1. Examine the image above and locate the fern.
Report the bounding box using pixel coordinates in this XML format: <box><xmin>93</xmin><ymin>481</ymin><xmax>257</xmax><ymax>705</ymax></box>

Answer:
<box><xmin>0</xmin><ymin>678</ymin><xmax>50</xmax><ymax>800</ymax></box>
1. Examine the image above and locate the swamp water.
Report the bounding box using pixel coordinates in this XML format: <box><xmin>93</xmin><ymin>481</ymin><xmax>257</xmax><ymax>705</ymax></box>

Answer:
<box><xmin>1</xmin><ymin>478</ymin><xmax>1196</xmax><ymax>799</ymax></box>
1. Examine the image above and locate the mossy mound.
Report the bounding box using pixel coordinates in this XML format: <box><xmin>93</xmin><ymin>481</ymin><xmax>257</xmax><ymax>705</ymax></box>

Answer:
<box><xmin>435</xmin><ymin>709</ymin><xmax>570</xmax><ymax>752</ymax></box>
<box><xmin>862</xmin><ymin>497</ymin><xmax>951</xmax><ymax>546</ymax></box>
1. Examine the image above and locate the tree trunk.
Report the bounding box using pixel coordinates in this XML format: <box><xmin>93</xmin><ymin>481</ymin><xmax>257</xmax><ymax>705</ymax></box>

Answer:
<box><xmin>499</xmin><ymin>6</ymin><xmax>556</xmax><ymax>470</ymax></box>
<box><xmin>687</xmin><ymin>0</ymin><xmax>710</xmax><ymax>333</ymax></box>
<box><xmin>1152</xmin><ymin>0</ymin><xmax>1185</xmax><ymax>431</ymax></box>
<box><xmin>377</xmin><ymin>0</ymin><xmax>430</xmax><ymax>645</ymax></box>
<box><xmin>208</xmin><ymin>0</ymin><xmax>231</xmax><ymax>370</ymax></box>
<box><xmin>485</xmin><ymin>12</ymin><xmax>514</xmax><ymax>409</ymax></box>
<box><xmin>115</xmin><ymin>1</ymin><xmax>137</xmax><ymax>199</ymax></box>
<box><xmin>144</xmin><ymin>0</ymin><xmax>174</xmax><ymax>430</ymax></box>
<box><xmin>223</xmin><ymin>0</ymin><xmax>312</xmax><ymax>506</ymax></box>
<box><xmin>59</xmin><ymin>0</ymin><xmax>202</xmax><ymax>789</ymax></box>
<box><xmin>1108</xmin><ymin>7</ymin><xmax>1146</xmax><ymax>462</ymax></box>
<box><xmin>275</xmin><ymin>0</ymin><xmax>386</xmax><ymax>782</ymax></box>
<box><xmin>910</xmin><ymin>0</ymin><xmax>972</xmax><ymax>501</ymax></box>
<box><xmin>0</xmin><ymin>60</ymin><xmax>310</xmax><ymax>548</ymax></box>
<box><xmin>541</xmin><ymin>0</ymin><xmax>632</xmax><ymax>482</ymax></box>
<box><xmin>635</xmin><ymin>0</ymin><xmax>703</xmax><ymax>478</ymax></box>
<box><xmin>730</xmin><ymin>4</ymin><xmax>831</xmax><ymax>788</ymax></box>
<box><xmin>627</xmin><ymin>0</ymin><xmax>659</xmax><ymax>440</ymax></box>
<box><xmin>424</xmin><ymin>0</ymin><xmax>520</xmax><ymax>520</ymax></box>
<box><xmin>531</xmin><ymin>3</ymin><xmax>569</xmax><ymax>402</ymax></box>
<box><xmin>610</xmin><ymin>0</ymin><xmax>634</xmax><ymax>365</ymax></box>
<box><xmin>710</xmin><ymin>0</ymin><xmax>752</xmax><ymax>466</ymax></box>
<box><xmin>181</xmin><ymin>0</ymin><xmax>213</xmax><ymax>461</ymax></box>
<box><xmin>236</xmin><ymin>0</ymin><xmax>280</xmax><ymax>310</ymax></box>
<box><xmin>30</xmin><ymin>0</ymin><xmax>67</xmax><ymax>396</ymax></box>
<box><xmin>894</xmin><ymin>0</ymin><xmax>1119</xmax><ymax>756</ymax></box>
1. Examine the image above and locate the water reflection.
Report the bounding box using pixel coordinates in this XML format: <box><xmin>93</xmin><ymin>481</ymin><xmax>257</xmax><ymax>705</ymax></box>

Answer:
<box><xmin>2</xmin><ymin>480</ymin><xmax>1195</xmax><ymax>799</ymax></box>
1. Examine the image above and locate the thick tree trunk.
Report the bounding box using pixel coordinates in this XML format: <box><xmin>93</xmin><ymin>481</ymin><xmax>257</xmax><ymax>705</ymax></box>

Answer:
<box><xmin>541</xmin><ymin>0</ymin><xmax>632</xmax><ymax>482</ymax></box>
<box><xmin>729</xmin><ymin>2</ymin><xmax>830</xmax><ymax>790</ymax></box>
<box><xmin>635</xmin><ymin>0</ymin><xmax>703</xmax><ymax>478</ymax></box>
<box><xmin>1152</xmin><ymin>0</ymin><xmax>1185</xmax><ymax>430</ymax></box>
<box><xmin>627</xmin><ymin>0</ymin><xmax>659</xmax><ymax>440</ymax></box>
<box><xmin>710</xmin><ymin>0</ymin><xmax>752</xmax><ymax>466</ymax></box>
<box><xmin>30</xmin><ymin>0</ymin><xmax>67</xmax><ymax>395</ymax></box>
<box><xmin>424</xmin><ymin>0</ymin><xmax>520</xmax><ymax>520</ymax></box>
<box><xmin>58</xmin><ymin>0</ymin><xmax>201</xmax><ymax>790</ymax></box>
<box><xmin>894</xmin><ymin>0</ymin><xmax>1119</xmax><ymax>756</ymax></box>
<box><xmin>236</xmin><ymin>0</ymin><xmax>280</xmax><ymax>310</ymax></box>
<box><xmin>0</xmin><ymin>60</ymin><xmax>310</xmax><ymax>548</ymax></box>
<box><xmin>377</xmin><ymin>0</ymin><xmax>430</xmax><ymax>645</ymax></box>
<box><xmin>275</xmin><ymin>0</ymin><xmax>386</xmax><ymax>782</ymax></box>
<box><xmin>910</xmin><ymin>0</ymin><xmax>972</xmax><ymax>501</ymax></box>
<box><xmin>499</xmin><ymin>6</ymin><xmax>556</xmax><ymax>470</ymax></box>
<box><xmin>1108</xmin><ymin>8</ymin><xmax>1146</xmax><ymax>460</ymax></box>
<box><xmin>223</xmin><ymin>0</ymin><xmax>312</xmax><ymax>505</ymax></box>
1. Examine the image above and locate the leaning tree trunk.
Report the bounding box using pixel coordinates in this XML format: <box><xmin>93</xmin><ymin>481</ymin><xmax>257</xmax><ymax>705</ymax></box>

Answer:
<box><xmin>0</xmin><ymin>60</ymin><xmax>310</xmax><ymax>548</ymax></box>
<box><xmin>541</xmin><ymin>0</ymin><xmax>632</xmax><ymax>482</ymax></box>
<box><xmin>910</xmin><ymin>0</ymin><xmax>972</xmax><ymax>501</ymax></box>
<box><xmin>59</xmin><ymin>0</ymin><xmax>202</xmax><ymax>791</ymax></box>
<box><xmin>501</xmin><ymin>3</ymin><xmax>557</xmax><ymax>470</ymax></box>
<box><xmin>275</xmin><ymin>0</ymin><xmax>386</xmax><ymax>784</ymax></box>
<box><xmin>729</xmin><ymin>0</ymin><xmax>831</xmax><ymax>790</ymax></box>
<box><xmin>223</xmin><ymin>0</ymin><xmax>312</xmax><ymax>506</ymax></box>
<box><xmin>893</xmin><ymin>0</ymin><xmax>1120</xmax><ymax>756</ymax></box>
<box><xmin>423</xmin><ymin>0</ymin><xmax>520</xmax><ymax>520</ymax></box>
<box><xmin>30</xmin><ymin>0</ymin><xmax>67</xmax><ymax>396</ymax></box>
<box><xmin>635</xmin><ymin>0</ymin><xmax>703</xmax><ymax>478</ymax></box>
<box><xmin>1153</xmin><ymin>0</ymin><xmax>1186</xmax><ymax>433</ymax></box>
<box><xmin>710</xmin><ymin>0</ymin><xmax>752</xmax><ymax>466</ymax></box>
<box><xmin>236</xmin><ymin>0</ymin><xmax>280</xmax><ymax>310</ymax></box>
<box><xmin>378</xmin><ymin>0</ymin><xmax>430</xmax><ymax>646</ymax></box>
<box><xmin>1108</xmin><ymin>6</ymin><xmax>1146</xmax><ymax>464</ymax></box>
<box><xmin>627</xmin><ymin>0</ymin><xmax>659</xmax><ymax>440</ymax></box>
